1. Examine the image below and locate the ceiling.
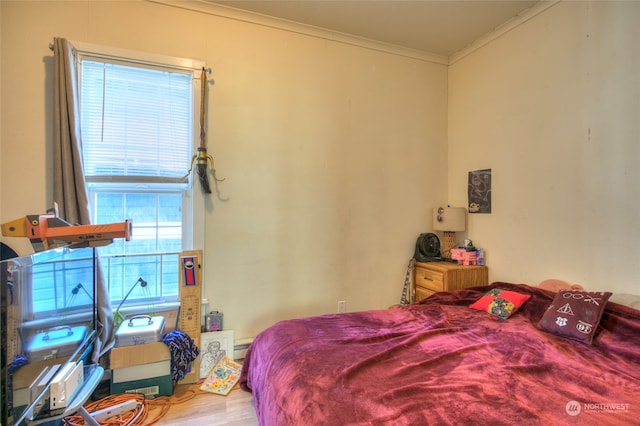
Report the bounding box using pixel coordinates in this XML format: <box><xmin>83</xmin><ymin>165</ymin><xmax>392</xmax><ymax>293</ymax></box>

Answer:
<box><xmin>211</xmin><ymin>1</ymin><xmax>539</xmax><ymax>57</ymax></box>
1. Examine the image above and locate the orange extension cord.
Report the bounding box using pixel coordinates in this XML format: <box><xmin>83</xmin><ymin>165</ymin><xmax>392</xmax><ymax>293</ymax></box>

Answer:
<box><xmin>62</xmin><ymin>387</ymin><xmax>206</xmax><ymax>426</ymax></box>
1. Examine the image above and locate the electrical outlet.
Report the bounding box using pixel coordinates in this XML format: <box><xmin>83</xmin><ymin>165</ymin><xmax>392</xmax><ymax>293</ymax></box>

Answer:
<box><xmin>338</xmin><ymin>300</ymin><xmax>346</xmax><ymax>313</ymax></box>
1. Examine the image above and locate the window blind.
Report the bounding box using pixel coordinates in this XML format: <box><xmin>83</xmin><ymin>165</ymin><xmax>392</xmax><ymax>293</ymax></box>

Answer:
<box><xmin>80</xmin><ymin>60</ymin><xmax>193</xmax><ymax>182</ymax></box>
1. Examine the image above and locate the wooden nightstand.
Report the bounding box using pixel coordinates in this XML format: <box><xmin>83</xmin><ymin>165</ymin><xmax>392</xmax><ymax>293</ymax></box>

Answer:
<box><xmin>413</xmin><ymin>262</ymin><xmax>488</xmax><ymax>302</ymax></box>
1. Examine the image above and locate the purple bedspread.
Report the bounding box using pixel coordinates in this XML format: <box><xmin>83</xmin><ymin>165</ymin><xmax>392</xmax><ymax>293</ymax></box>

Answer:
<box><xmin>240</xmin><ymin>283</ymin><xmax>640</xmax><ymax>425</ymax></box>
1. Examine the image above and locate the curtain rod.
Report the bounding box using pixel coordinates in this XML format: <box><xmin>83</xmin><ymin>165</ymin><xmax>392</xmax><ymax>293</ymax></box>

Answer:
<box><xmin>49</xmin><ymin>42</ymin><xmax>211</xmax><ymax>74</ymax></box>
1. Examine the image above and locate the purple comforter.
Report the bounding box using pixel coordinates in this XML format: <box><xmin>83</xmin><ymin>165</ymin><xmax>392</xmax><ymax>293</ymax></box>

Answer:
<box><xmin>240</xmin><ymin>283</ymin><xmax>640</xmax><ymax>425</ymax></box>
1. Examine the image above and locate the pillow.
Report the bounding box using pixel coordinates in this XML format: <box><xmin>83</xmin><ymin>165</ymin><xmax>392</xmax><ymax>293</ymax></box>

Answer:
<box><xmin>538</xmin><ymin>289</ymin><xmax>612</xmax><ymax>345</ymax></box>
<box><xmin>469</xmin><ymin>288</ymin><xmax>531</xmax><ymax>320</ymax></box>
<box><xmin>537</xmin><ymin>279</ymin><xmax>584</xmax><ymax>292</ymax></box>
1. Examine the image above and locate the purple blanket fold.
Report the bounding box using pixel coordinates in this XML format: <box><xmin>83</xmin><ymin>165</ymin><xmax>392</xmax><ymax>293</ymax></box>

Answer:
<box><xmin>240</xmin><ymin>283</ymin><xmax>640</xmax><ymax>425</ymax></box>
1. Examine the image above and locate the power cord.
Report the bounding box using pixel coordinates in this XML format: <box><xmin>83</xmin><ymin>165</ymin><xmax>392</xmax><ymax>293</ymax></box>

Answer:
<box><xmin>62</xmin><ymin>389</ymin><xmax>199</xmax><ymax>426</ymax></box>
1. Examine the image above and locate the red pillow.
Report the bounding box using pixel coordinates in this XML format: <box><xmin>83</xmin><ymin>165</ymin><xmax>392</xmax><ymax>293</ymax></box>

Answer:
<box><xmin>469</xmin><ymin>288</ymin><xmax>531</xmax><ymax>319</ymax></box>
<box><xmin>538</xmin><ymin>289</ymin><xmax>612</xmax><ymax>345</ymax></box>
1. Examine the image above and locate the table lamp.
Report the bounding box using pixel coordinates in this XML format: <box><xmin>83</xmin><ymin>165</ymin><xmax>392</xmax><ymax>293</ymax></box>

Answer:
<box><xmin>433</xmin><ymin>207</ymin><xmax>466</xmax><ymax>258</ymax></box>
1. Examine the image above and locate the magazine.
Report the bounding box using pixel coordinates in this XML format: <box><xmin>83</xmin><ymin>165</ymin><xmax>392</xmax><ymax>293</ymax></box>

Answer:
<box><xmin>199</xmin><ymin>355</ymin><xmax>242</xmax><ymax>395</ymax></box>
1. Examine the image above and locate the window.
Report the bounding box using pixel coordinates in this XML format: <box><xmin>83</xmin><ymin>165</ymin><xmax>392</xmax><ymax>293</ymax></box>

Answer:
<box><xmin>75</xmin><ymin>44</ymin><xmax>205</xmax><ymax>310</ymax></box>
<box><xmin>23</xmin><ymin>247</ymin><xmax>96</xmax><ymax>320</ymax></box>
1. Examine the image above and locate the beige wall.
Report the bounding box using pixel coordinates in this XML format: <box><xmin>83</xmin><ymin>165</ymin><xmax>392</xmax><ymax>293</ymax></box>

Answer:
<box><xmin>3</xmin><ymin>0</ymin><xmax>638</xmax><ymax>343</ymax></box>
<box><xmin>0</xmin><ymin>1</ymin><xmax>448</xmax><ymax>340</ymax></box>
<box><xmin>448</xmin><ymin>1</ymin><xmax>640</xmax><ymax>291</ymax></box>
<box><xmin>0</xmin><ymin>3</ymin><xmax>2</xmax><ymax>224</ymax></box>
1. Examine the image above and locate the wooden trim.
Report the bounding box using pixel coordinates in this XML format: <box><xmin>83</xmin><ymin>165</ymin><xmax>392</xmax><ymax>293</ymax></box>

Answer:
<box><xmin>449</xmin><ymin>1</ymin><xmax>561</xmax><ymax>65</ymax></box>
<box><xmin>146</xmin><ymin>0</ymin><xmax>449</xmax><ymax>65</ymax></box>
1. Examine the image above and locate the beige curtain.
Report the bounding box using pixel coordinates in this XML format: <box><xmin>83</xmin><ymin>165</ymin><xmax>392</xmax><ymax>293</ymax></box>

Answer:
<box><xmin>52</xmin><ymin>37</ymin><xmax>115</xmax><ymax>362</ymax></box>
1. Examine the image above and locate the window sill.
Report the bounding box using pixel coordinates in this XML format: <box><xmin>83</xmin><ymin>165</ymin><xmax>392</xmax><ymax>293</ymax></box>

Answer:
<box><xmin>23</xmin><ymin>301</ymin><xmax>181</xmax><ymax>332</ymax></box>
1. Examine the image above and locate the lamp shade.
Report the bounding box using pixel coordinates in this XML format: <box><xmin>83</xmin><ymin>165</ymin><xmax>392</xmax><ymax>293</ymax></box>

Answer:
<box><xmin>432</xmin><ymin>207</ymin><xmax>466</xmax><ymax>232</ymax></box>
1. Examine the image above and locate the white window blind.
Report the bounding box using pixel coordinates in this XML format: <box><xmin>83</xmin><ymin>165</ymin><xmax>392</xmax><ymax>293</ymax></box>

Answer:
<box><xmin>71</xmin><ymin>43</ymin><xmax>205</xmax><ymax>310</ymax></box>
<box><xmin>80</xmin><ymin>60</ymin><xmax>193</xmax><ymax>183</ymax></box>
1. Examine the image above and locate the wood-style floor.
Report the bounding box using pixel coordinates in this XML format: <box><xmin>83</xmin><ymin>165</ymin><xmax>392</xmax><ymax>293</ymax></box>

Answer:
<box><xmin>151</xmin><ymin>384</ymin><xmax>259</xmax><ymax>425</ymax></box>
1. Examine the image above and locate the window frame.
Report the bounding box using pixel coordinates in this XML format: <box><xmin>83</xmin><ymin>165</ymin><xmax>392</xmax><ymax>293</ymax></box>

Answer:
<box><xmin>74</xmin><ymin>42</ymin><xmax>205</xmax><ymax>307</ymax></box>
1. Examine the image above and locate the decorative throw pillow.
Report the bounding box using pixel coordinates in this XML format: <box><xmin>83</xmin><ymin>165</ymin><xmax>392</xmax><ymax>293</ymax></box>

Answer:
<box><xmin>538</xmin><ymin>289</ymin><xmax>612</xmax><ymax>345</ymax></box>
<box><xmin>469</xmin><ymin>288</ymin><xmax>531</xmax><ymax>320</ymax></box>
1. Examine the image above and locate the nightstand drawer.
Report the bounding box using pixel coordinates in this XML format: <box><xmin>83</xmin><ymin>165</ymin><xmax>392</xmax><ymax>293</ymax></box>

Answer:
<box><xmin>415</xmin><ymin>267</ymin><xmax>444</xmax><ymax>292</ymax></box>
<box><xmin>415</xmin><ymin>286</ymin><xmax>435</xmax><ymax>302</ymax></box>
<box><xmin>412</xmin><ymin>262</ymin><xmax>488</xmax><ymax>303</ymax></box>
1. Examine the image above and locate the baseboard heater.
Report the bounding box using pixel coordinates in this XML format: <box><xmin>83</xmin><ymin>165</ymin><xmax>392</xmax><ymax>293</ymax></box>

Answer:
<box><xmin>234</xmin><ymin>338</ymin><xmax>254</xmax><ymax>360</ymax></box>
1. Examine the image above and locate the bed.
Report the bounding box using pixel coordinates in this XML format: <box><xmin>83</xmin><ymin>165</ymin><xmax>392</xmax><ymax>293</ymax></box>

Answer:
<box><xmin>240</xmin><ymin>283</ymin><xmax>640</xmax><ymax>425</ymax></box>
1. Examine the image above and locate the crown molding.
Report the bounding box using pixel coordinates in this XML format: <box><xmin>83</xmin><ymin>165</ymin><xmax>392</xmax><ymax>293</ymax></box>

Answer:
<box><xmin>147</xmin><ymin>0</ymin><xmax>560</xmax><ymax>67</ymax></box>
<box><xmin>146</xmin><ymin>0</ymin><xmax>449</xmax><ymax>65</ymax></box>
<box><xmin>448</xmin><ymin>1</ymin><xmax>561</xmax><ymax>65</ymax></box>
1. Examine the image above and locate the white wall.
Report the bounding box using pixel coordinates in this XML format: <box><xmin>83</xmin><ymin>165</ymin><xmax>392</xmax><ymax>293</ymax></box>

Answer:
<box><xmin>448</xmin><ymin>1</ymin><xmax>640</xmax><ymax>291</ymax></box>
<box><xmin>0</xmin><ymin>1</ymin><xmax>448</xmax><ymax>340</ymax></box>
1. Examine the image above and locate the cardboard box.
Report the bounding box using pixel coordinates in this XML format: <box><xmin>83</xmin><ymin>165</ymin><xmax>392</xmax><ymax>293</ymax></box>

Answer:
<box><xmin>110</xmin><ymin>374</ymin><xmax>173</xmax><ymax>398</ymax></box>
<box><xmin>12</xmin><ymin>358</ymin><xmax>62</xmax><ymax>389</ymax></box>
<box><xmin>13</xmin><ymin>348</ymin><xmax>92</xmax><ymax>390</ymax></box>
<box><xmin>110</xmin><ymin>342</ymin><xmax>170</xmax><ymax>370</ymax></box>
<box><xmin>13</xmin><ymin>387</ymin><xmax>30</xmax><ymax>409</ymax></box>
<box><xmin>110</xmin><ymin>342</ymin><xmax>173</xmax><ymax>398</ymax></box>
<box><xmin>112</xmin><ymin>360</ymin><xmax>170</xmax><ymax>383</ymax></box>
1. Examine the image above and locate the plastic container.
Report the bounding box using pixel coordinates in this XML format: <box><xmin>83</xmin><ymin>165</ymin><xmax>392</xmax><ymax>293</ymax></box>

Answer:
<box><xmin>477</xmin><ymin>249</ymin><xmax>485</xmax><ymax>266</ymax></box>
<box><xmin>115</xmin><ymin>315</ymin><xmax>165</xmax><ymax>347</ymax></box>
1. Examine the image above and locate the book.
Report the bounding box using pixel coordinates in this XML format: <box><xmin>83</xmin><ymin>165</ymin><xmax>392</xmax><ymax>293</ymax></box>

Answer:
<box><xmin>199</xmin><ymin>356</ymin><xmax>242</xmax><ymax>396</ymax></box>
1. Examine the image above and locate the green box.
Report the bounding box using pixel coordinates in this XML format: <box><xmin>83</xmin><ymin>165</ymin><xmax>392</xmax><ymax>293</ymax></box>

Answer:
<box><xmin>110</xmin><ymin>374</ymin><xmax>173</xmax><ymax>398</ymax></box>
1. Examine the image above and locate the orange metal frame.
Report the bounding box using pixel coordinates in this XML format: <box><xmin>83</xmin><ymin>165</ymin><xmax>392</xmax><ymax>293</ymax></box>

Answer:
<box><xmin>2</xmin><ymin>208</ymin><xmax>131</xmax><ymax>252</ymax></box>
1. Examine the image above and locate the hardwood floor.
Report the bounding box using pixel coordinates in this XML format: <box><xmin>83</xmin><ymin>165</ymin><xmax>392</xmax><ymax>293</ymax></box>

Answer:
<box><xmin>151</xmin><ymin>384</ymin><xmax>259</xmax><ymax>425</ymax></box>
